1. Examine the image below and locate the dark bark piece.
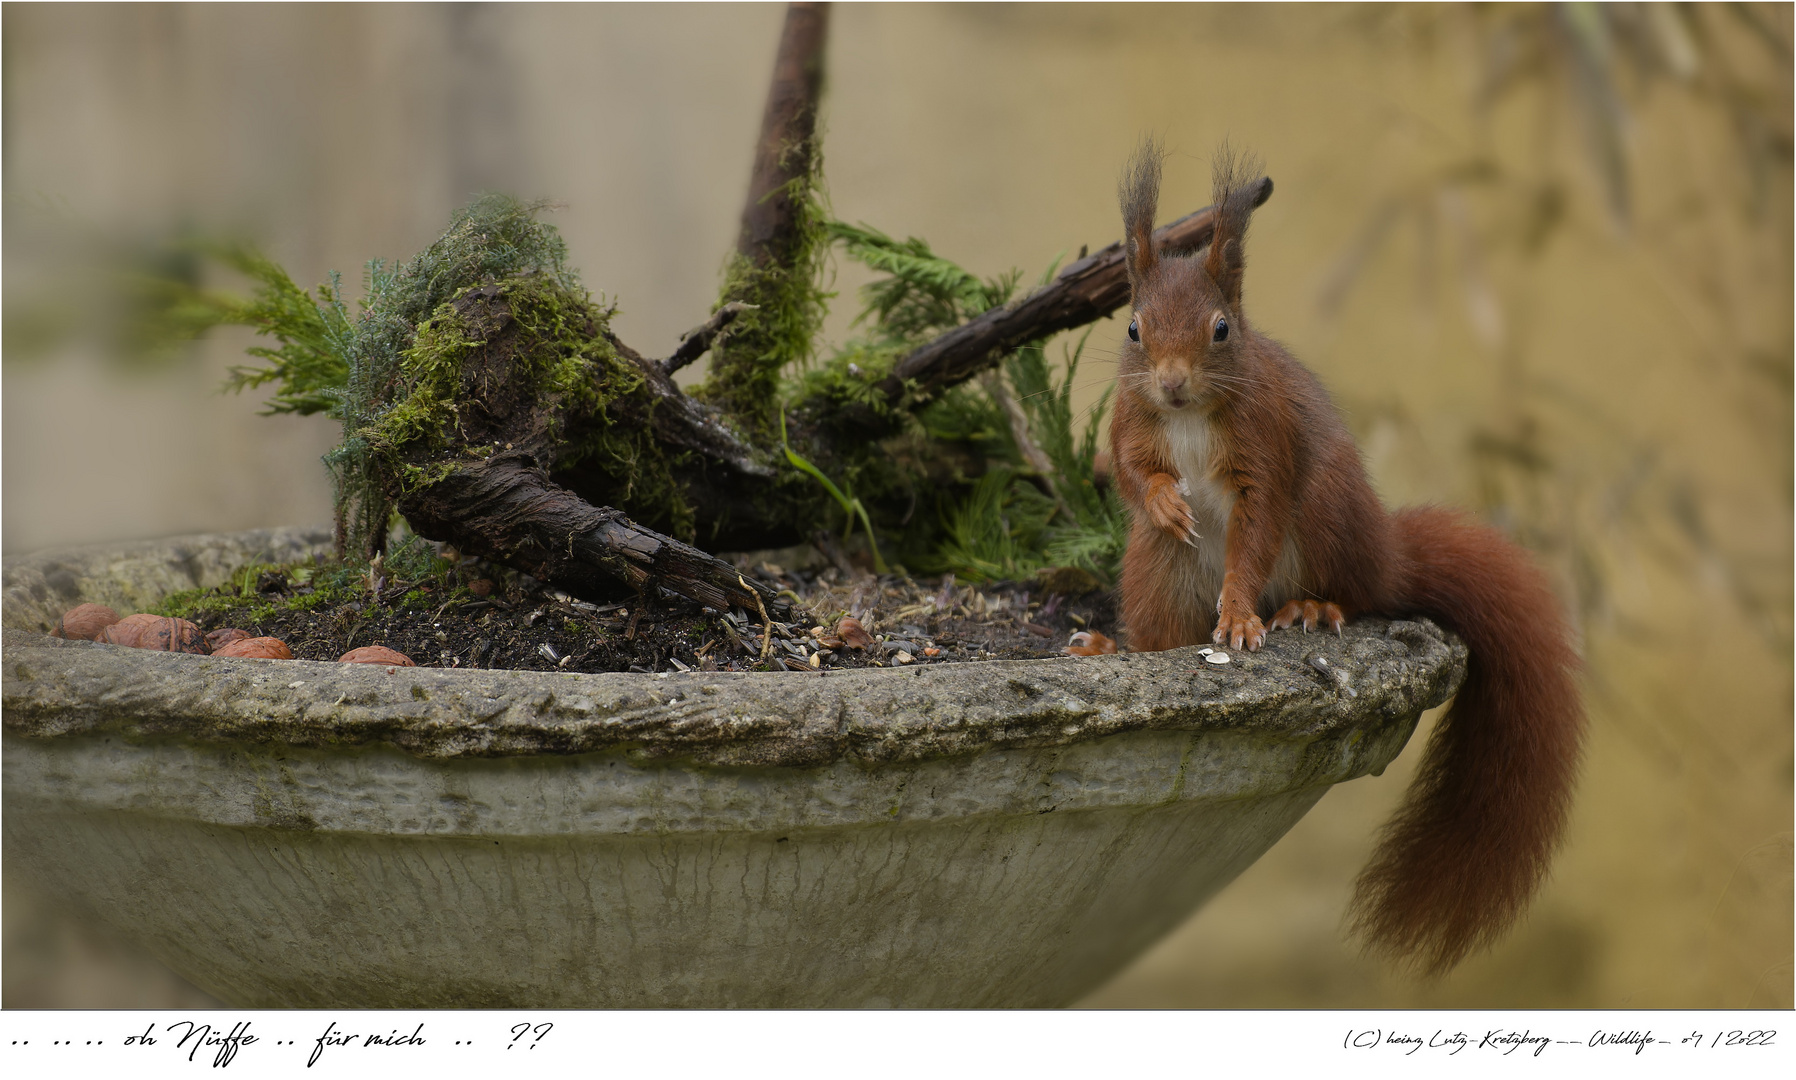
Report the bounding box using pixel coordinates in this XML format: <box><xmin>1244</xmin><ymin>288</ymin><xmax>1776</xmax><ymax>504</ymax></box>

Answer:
<box><xmin>737</xmin><ymin>2</ymin><xmax>830</xmax><ymax>266</ymax></box>
<box><xmin>662</xmin><ymin>301</ymin><xmax>756</xmax><ymax>376</ymax></box>
<box><xmin>875</xmin><ymin>178</ymin><xmax>1273</xmax><ymax>407</ymax></box>
<box><xmin>569</xmin><ymin>327</ymin><xmax>797</xmax><ymax>551</ymax></box>
<box><xmin>399</xmin><ymin>453</ymin><xmax>791</xmax><ymax>617</ymax></box>
<box><xmin>601</xmin><ymin>329</ymin><xmax>774</xmax><ymax>479</ymax></box>
<box><xmin>386</xmin><ymin>275</ymin><xmax>796</xmax><ymax>577</ymax></box>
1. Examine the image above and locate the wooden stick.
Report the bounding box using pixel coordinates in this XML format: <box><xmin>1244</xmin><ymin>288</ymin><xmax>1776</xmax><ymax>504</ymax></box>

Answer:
<box><xmin>662</xmin><ymin>301</ymin><xmax>756</xmax><ymax>376</ymax></box>
<box><xmin>736</xmin><ymin>2</ymin><xmax>830</xmax><ymax>267</ymax></box>
<box><xmin>399</xmin><ymin>453</ymin><xmax>791</xmax><ymax>617</ymax></box>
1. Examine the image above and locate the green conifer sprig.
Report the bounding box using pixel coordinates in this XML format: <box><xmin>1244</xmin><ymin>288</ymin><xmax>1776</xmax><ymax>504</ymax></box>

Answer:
<box><xmin>827</xmin><ymin>223</ymin><xmax>1125</xmax><ymax>582</ymax></box>
<box><xmin>828</xmin><ymin>221</ymin><xmax>1021</xmax><ymax>344</ymax></box>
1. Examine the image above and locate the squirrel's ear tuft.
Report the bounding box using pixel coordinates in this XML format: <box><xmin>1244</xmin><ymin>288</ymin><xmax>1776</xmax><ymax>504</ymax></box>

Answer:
<box><xmin>1205</xmin><ymin>143</ymin><xmax>1269</xmax><ymax>310</ymax></box>
<box><xmin>1119</xmin><ymin>138</ymin><xmax>1165</xmax><ymax>285</ymax></box>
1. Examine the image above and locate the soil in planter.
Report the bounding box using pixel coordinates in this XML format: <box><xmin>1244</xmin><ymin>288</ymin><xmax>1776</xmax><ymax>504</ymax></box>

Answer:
<box><xmin>148</xmin><ymin>540</ymin><xmax>1119</xmax><ymax>675</ymax></box>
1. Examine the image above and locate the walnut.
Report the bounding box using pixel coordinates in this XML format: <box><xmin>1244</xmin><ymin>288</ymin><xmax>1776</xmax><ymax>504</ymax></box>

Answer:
<box><xmin>211</xmin><ymin>636</ymin><xmax>293</xmax><ymax>660</ymax></box>
<box><xmin>99</xmin><ymin>614</ymin><xmax>207</xmax><ymax>653</ymax></box>
<box><xmin>338</xmin><ymin>645</ymin><xmax>415</xmax><ymax>666</ymax></box>
<box><xmin>50</xmin><ymin>603</ymin><xmax>120</xmax><ymax>641</ymax></box>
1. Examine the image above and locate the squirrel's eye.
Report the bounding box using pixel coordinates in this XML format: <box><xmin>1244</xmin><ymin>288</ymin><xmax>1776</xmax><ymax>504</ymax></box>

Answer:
<box><xmin>1128</xmin><ymin>317</ymin><xmax>1140</xmax><ymax>343</ymax></box>
<box><xmin>1212</xmin><ymin>318</ymin><xmax>1229</xmax><ymax>343</ymax></box>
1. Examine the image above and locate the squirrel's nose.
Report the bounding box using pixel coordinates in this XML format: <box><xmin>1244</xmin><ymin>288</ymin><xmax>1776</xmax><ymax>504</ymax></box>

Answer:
<box><xmin>1158</xmin><ymin>373</ymin><xmax>1187</xmax><ymax>395</ymax></box>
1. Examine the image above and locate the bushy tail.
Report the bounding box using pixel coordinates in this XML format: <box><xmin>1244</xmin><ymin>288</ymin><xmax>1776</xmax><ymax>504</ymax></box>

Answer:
<box><xmin>1352</xmin><ymin>506</ymin><xmax>1586</xmax><ymax>974</ymax></box>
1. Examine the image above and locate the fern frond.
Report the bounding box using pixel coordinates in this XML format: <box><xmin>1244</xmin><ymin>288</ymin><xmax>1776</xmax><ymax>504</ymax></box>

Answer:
<box><xmin>828</xmin><ymin>220</ymin><xmax>1015</xmax><ymax>344</ymax></box>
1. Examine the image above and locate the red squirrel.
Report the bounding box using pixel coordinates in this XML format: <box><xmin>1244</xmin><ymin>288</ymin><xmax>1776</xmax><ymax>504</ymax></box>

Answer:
<box><xmin>1108</xmin><ymin>143</ymin><xmax>1585</xmax><ymax>973</ymax></box>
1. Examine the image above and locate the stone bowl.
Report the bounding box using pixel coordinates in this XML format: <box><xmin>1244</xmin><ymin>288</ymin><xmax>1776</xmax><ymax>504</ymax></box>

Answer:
<box><xmin>2</xmin><ymin>527</ymin><xmax>1465</xmax><ymax>1007</ymax></box>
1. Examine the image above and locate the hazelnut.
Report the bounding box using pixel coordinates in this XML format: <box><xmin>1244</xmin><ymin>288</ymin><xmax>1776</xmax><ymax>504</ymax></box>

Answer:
<box><xmin>835</xmin><ymin>616</ymin><xmax>874</xmax><ymax>651</ymax></box>
<box><xmin>468</xmin><ymin>578</ymin><xmax>494</xmax><ymax>597</ymax></box>
<box><xmin>339</xmin><ymin>645</ymin><xmax>415</xmax><ymax>666</ymax></box>
<box><xmin>50</xmin><ymin>603</ymin><xmax>121</xmax><ymax>641</ymax></box>
<box><xmin>212</xmin><ymin>636</ymin><xmax>293</xmax><ymax>660</ymax></box>
<box><xmin>206</xmin><ymin>627</ymin><xmax>255</xmax><ymax>653</ymax></box>
<box><xmin>100</xmin><ymin>613</ymin><xmax>207</xmax><ymax>653</ymax></box>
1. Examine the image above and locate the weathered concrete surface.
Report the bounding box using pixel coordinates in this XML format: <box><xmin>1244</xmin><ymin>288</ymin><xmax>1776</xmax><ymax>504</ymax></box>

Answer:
<box><xmin>1</xmin><ymin>529</ymin><xmax>1466</xmax><ymax>1007</ymax></box>
<box><xmin>6</xmin><ymin>733</ymin><xmax>1378</xmax><ymax>1008</ymax></box>
<box><xmin>4</xmin><ymin>618</ymin><xmax>1461</xmax><ymax>766</ymax></box>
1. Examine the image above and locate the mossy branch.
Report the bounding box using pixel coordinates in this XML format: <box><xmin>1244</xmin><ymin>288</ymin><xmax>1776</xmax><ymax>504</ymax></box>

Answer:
<box><xmin>696</xmin><ymin>2</ymin><xmax>832</xmax><ymax>434</ymax></box>
<box><xmin>873</xmin><ymin>178</ymin><xmax>1273</xmax><ymax>409</ymax></box>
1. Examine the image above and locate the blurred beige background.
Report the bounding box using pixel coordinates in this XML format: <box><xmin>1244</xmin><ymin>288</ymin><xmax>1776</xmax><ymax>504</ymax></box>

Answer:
<box><xmin>3</xmin><ymin>3</ymin><xmax>1789</xmax><ymax>1009</ymax></box>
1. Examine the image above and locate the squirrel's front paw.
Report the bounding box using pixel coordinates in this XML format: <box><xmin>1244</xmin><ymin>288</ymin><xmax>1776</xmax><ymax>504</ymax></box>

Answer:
<box><xmin>1145</xmin><ymin>475</ymin><xmax>1199</xmax><ymax>547</ymax></box>
<box><xmin>1213</xmin><ymin>608</ymin><xmax>1267</xmax><ymax>651</ymax></box>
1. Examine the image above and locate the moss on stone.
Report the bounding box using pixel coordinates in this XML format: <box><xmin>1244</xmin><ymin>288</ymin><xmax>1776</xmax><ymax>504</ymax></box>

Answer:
<box><xmin>152</xmin><ymin>558</ymin><xmax>370</xmax><ymax>627</ymax></box>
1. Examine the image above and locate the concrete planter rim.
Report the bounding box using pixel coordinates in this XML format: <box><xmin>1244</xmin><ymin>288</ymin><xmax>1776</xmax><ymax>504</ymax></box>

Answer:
<box><xmin>2</xmin><ymin>526</ymin><xmax>1468</xmax><ymax>769</ymax></box>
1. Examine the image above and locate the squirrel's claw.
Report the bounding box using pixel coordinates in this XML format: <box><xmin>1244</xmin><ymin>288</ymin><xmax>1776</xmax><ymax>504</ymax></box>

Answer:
<box><xmin>1145</xmin><ymin>476</ymin><xmax>1199</xmax><ymax>544</ymax></box>
<box><xmin>1065</xmin><ymin>629</ymin><xmax>1118</xmax><ymax>656</ymax></box>
<box><xmin>1271</xmin><ymin>600</ymin><xmax>1346</xmax><ymax>637</ymax></box>
<box><xmin>1213</xmin><ymin>610</ymin><xmax>1267</xmax><ymax>652</ymax></box>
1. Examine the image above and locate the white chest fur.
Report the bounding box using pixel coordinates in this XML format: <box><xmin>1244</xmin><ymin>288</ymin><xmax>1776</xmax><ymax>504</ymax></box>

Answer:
<box><xmin>1158</xmin><ymin>411</ymin><xmax>1235</xmax><ymax>591</ymax></box>
<box><xmin>1156</xmin><ymin>409</ymin><xmax>1303</xmax><ymax>612</ymax></box>
<box><xmin>1160</xmin><ymin>411</ymin><xmax>1234</xmax><ymax>540</ymax></box>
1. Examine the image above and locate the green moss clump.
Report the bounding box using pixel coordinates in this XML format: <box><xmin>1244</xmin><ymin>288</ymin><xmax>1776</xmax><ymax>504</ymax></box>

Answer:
<box><xmin>154</xmin><ymin>534</ymin><xmax>462</xmax><ymax>628</ymax></box>
<box><xmin>789</xmin><ymin>345</ymin><xmax>906</xmax><ymax>434</ymax></box>
<box><xmin>697</xmin><ymin>152</ymin><xmax>833</xmax><ymax>436</ymax></box>
<box><xmin>328</xmin><ymin>195</ymin><xmax>586</xmax><ymax>558</ymax></box>
<box><xmin>361</xmin><ymin>274</ymin><xmax>623</xmax><ymax>470</ymax></box>
<box><xmin>153</xmin><ymin>558</ymin><xmax>368</xmax><ymax>626</ymax></box>
<box><xmin>354</xmin><ymin>273</ymin><xmax>694</xmax><ymax>539</ymax></box>
<box><xmin>153</xmin><ymin>587</ymin><xmax>276</xmax><ymax>627</ymax></box>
